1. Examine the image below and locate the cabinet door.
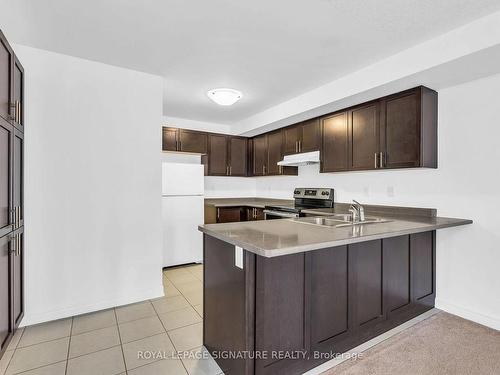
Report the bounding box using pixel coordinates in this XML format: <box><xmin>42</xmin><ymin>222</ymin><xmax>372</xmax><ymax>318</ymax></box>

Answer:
<box><xmin>0</xmin><ymin>34</ymin><xmax>12</xmax><ymax>124</ymax></box>
<box><xmin>228</xmin><ymin>137</ymin><xmax>247</xmax><ymax>176</ymax></box>
<box><xmin>349</xmin><ymin>240</ymin><xmax>384</xmax><ymax>329</ymax></box>
<box><xmin>266</xmin><ymin>130</ymin><xmax>282</xmax><ymax>175</ymax></box>
<box><xmin>208</xmin><ymin>134</ymin><xmax>228</xmax><ymax>176</ymax></box>
<box><xmin>300</xmin><ymin>118</ymin><xmax>320</xmax><ymax>153</ymax></box>
<box><xmin>12</xmin><ymin>130</ymin><xmax>23</xmax><ymax>228</ymax></box>
<box><xmin>321</xmin><ymin>112</ymin><xmax>349</xmax><ymax>172</ymax></box>
<box><xmin>255</xmin><ymin>208</ymin><xmax>265</xmax><ymax>220</ymax></box>
<box><xmin>410</xmin><ymin>231</ymin><xmax>435</xmax><ymax>307</ymax></box>
<box><xmin>381</xmin><ymin>91</ymin><xmax>420</xmax><ymax>168</ymax></box>
<box><xmin>283</xmin><ymin>125</ymin><xmax>300</xmax><ymax>155</ymax></box>
<box><xmin>11</xmin><ymin>228</ymin><xmax>23</xmax><ymax>328</ymax></box>
<box><xmin>383</xmin><ymin>236</ymin><xmax>411</xmax><ymax>317</ymax></box>
<box><xmin>310</xmin><ymin>246</ymin><xmax>348</xmax><ymax>347</ymax></box>
<box><xmin>350</xmin><ymin>103</ymin><xmax>380</xmax><ymax>170</ymax></box>
<box><xmin>0</xmin><ymin>234</ymin><xmax>12</xmax><ymax>353</ymax></box>
<box><xmin>252</xmin><ymin>135</ymin><xmax>267</xmax><ymax>176</ymax></box>
<box><xmin>216</xmin><ymin>207</ymin><xmax>242</xmax><ymax>223</ymax></box>
<box><xmin>12</xmin><ymin>57</ymin><xmax>23</xmax><ymax>131</ymax></box>
<box><xmin>162</xmin><ymin>127</ymin><xmax>178</xmax><ymax>151</ymax></box>
<box><xmin>179</xmin><ymin>129</ymin><xmax>207</xmax><ymax>154</ymax></box>
<box><xmin>0</xmin><ymin>120</ymin><xmax>11</xmax><ymax>238</ymax></box>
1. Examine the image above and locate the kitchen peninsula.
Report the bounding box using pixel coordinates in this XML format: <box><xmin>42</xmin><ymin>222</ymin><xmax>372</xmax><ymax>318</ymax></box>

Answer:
<box><xmin>198</xmin><ymin>204</ymin><xmax>472</xmax><ymax>375</ymax></box>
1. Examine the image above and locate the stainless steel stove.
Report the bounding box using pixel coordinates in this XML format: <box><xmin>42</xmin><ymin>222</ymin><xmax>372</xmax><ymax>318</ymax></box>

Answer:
<box><xmin>263</xmin><ymin>188</ymin><xmax>334</xmax><ymax>219</ymax></box>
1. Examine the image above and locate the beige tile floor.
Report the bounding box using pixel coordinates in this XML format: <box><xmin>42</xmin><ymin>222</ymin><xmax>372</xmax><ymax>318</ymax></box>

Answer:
<box><xmin>0</xmin><ymin>264</ymin><xmax>223</xmax><ymax>375</ymax></box>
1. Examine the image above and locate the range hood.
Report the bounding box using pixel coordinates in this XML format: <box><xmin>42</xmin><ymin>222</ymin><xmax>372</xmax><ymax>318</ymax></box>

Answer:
<box><xmin>277</xmin><ymin>151</ymin><xmax>320</xmax><ymax>167</ymax></box>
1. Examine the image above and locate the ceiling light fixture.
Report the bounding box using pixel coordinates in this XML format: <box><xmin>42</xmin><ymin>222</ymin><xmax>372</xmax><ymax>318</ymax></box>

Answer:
<box><xmin>206</xmin><ymin>88</ymin><xmax>243</xmax><ymax>106</ymax></box>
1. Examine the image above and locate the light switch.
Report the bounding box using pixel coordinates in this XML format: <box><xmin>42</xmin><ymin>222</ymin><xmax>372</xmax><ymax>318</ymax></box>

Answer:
<box><xmin>235</xmin><ymin>246</ymin><xmax>243</xmax><ymax>269</ymax></box>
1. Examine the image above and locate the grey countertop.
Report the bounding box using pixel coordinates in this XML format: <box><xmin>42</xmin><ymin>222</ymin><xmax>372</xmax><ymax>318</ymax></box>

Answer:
<box><xmin>204</xmin><ymin>197</ymin><xmax>294</xmax><ymax>209</ymax></box>
<box><xmin>198</xmin><ymin>213</ymin><xmax>472</xmax><ymax>258</ymax></box>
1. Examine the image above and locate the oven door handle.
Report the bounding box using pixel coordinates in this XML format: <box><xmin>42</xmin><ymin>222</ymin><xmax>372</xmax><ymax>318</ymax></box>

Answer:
<box><xmin>263</xmin><ymin>210</ymin><xmax>299</xmax><ymax>219</ymax></box>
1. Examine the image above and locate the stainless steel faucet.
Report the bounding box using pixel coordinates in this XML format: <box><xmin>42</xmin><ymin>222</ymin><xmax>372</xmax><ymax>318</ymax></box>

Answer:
<box><xmin>349</xmin><ymin>200</ymin><xmax>365</xmax><ymax>222</ymax></box>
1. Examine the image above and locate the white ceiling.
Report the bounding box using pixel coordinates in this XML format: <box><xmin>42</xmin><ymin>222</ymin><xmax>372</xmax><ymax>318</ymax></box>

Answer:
<box><xmin>2</xmin><ymin>0</ymin><xmax>500</xmax><ymax>124</ymax></box>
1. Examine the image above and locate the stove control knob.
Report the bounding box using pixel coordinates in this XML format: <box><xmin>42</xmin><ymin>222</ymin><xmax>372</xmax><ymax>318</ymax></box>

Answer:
<box><xmin>322</xmin><ymin>191</ymin><xmax>329</xmax><ymax>195</ymax></box>
<box><xmin>294</xmin><ymin>190</ymin><xmax>300</xmax><ymax>194</ymax></box>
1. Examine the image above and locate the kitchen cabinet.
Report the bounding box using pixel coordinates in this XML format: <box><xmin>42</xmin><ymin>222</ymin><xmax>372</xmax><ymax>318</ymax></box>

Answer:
<box><xmin>0</xmin><ymin>30</ymin><xmax>24</xmax><ymax>360</ymax></box>
<box><xmin>321</xmin><ymin>112</ymin><xmax>349</xmax><ymax>172</ymax></box>
<box><xmin>283</xmin><ymin>118</ymin><xmax>320</xmax><ymax>155</ymax></box>
<box><xmin>252</xmin><ymin>134</ymin><xmax>267</xmax><ymax>176</ymax></box>
<box><xmin>216</xmin><ymin>207</ymin><xmax>244</xmax><ymax>223</ymax></box>
<box><xmin>207</xmin><ymin>135</ymin><xmax>247</xmax><ymax>176</ymax></box>
<box><xmin>321</xmin><ymin>86</ymin><xmax>437</xmax><ymax>173</ymax></box>
<box><xmin>207</xmin><ymin>134</ymin><xmax>228</xmax><ymax>176</ymax></box>
<box><xmin>162</xmin><ymin>127</ymin><xmax>208</xmax><ymax>154</ymax></box>
<box><xmin>380</xmin><ymin>87</ymin><xmax>437</xmax><ymax>169</ymax></box>
<box><xmin>252</xmin><ymin>131</ymin><xmax>297</xmax><ymax>176</ymax></box>
<box><xmin>350</xmin><ymin>102</ymin><xmax>380</xmax><ymax>171</ymax></box>
<box><xmin>162</xmin><ymin>127</ymin><xmax>178</xmax><ymax>152</ymax></box>
<box><xmin>247</xmin><ymin>207</ymin><xmax>265</xmax><ymax>221</ymax></box>
<box><xmin>266</xmin><ymin>130</ymin><xmax>282</xmax><ymax>175</ymax></box>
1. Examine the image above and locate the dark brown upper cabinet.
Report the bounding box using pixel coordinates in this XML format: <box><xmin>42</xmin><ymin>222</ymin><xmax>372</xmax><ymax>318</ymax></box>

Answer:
<box><xmin>283</xmin><ymin>118</ymin><xmax>320</xmax><ymax>155</ymax></box>
<box><xmin>162</xmin><ymin>127</ymin><xmax>178</xmax><ymax>152</ymax></box>
<box><xmin>267</xmin><ymin>130</ymin><xmax>282</xmax><ymax>175</ymax></box>
<box><xmin>321</xmin><ymin>86</ymin><xmax>437</xmax><ymax>173</ymax></box>
<box><xmin>350</xmin><ymin>102</ymin><xmax>380</xmax><ymax>171</ymax></box>
<box><xmin>228</xmin><ymin>137</ymin><xmax>248</xmax><ymax>176</ymax></box>
<box><xmin>380</xmin><ymin>87</ymin><xmax>437</xmax><ymax>169</ymax></box>
<box><xmin>252</xmin><ymin>134</ymin><xmax>268</xmax><ymax>176</ymax></box>
<box><xmin>12</xmin><ymin>57</ymin><xmax>24</xmax><ymax>132</ymax></box>
<box><xmin>207</xmin><ymin>134</ymin><xmax>247</xmax><ymax>177</ymax></box>
<box><xmin>0</xmin><ymin>34</ymin><xmax>12</xmax><ymax>125</ymax></box>
<box><xmin>162</xmin><ymin>127</ymin><xmax>207</xmax><ymax>154</ymax></box>
<box><xmin>321</xmin><ymin>112</ymin><xmax>349</xmax><ymax>173</ymax></box>
<box><xmin>207</xmin><ymin>134</ymin><xmax>228</xmax><ymax>176</ymax></box>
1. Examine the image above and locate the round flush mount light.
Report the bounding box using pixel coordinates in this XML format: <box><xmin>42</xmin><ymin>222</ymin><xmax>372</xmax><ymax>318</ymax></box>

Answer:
<box><xmin>206</xmin><ymin>88</ymin><xmax>243</xmax><ymax>106</ymax></box>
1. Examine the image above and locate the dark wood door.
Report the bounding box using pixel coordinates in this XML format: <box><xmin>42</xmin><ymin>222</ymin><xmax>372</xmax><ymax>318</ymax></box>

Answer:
<box><xmin>283</xmin><ymin>125</ymin><xmax>300</xmax><ymax>155</ymax></box>
<box><xmin>0</xmin><ymin>120</ymin><xmax>11</xmax><ymax>238</ymax></box>
<box><xmin>300</xmin><ymin>118</ymin><xmax>320</xmax><ymax>153</ymax></box>
<box><xmin>216</xmin><ymin>207</ymin><xmax>243</xmax><ymax>223</ymax></box>
<box><xmin>0</xmin><ymin>234</ymin><xmax>12</xmax><ymax>354</ymax></box>
<box><xmin>162</xmin><ymin>127</ymin><xmax>178</xmax><ymax>151</ymax></box>
<box><xmin>255</xmin><ymin>253</ymin><xmax>307</xmax><ymax>373</ymax></box>
<box><xmin>411</xmin><ymin>231</ymin><xmax>435</xmax><ymax>308</ymax></box>
<box><xmin>11</xmin><ymin>227</ymin><xmax>23</xmax><ymax>328</ymax></box>
<box><xmin>228</xmin><ymin>137</ymin><xmax>247</xmax><ymax>176</ymax></box>
<box><xmin>208</xmin><ymin>134</ymin><xmax>228</xmax><ymax>176</ymax></box>
<box><xmin>267</xmin><ymin>130</ymin><xmax>282</xmax><ymax>175</ymax></box>
<box><xmin>350</xmin><ymin>103</ymin><xmax>380</xmax><ymax>170</ymax></box>
<box><xmin>349</xmin><ymin>240</ymin><xmax>384</xmax><ymax>329</ymax></box>
<box><xmin>310</xmin><ymin>246</ymin><xmax>349</xmax><ymax>348</ymax></box>
<box><xmin>179</xmin><ymin>129</ymin><xmax>207</xmax><ymax>154</ymax></box>
<box><xmin>321</xmin><ymin>112</ymin><xmax>349</xmax><ymax>172</ymax></box>
<box><xmin>252</xmin><ymin>135</ymin><xmax>267</xmax><ymax>176</ymax></box>
<box><xmin>383</xmin><ymin>236</ymin><xmax>411</xmax><ymax>317</ymax></box>
<box><xmin>381</xmin><ymin>91</ymin><xmax>420</xmax><ymax>168</ymax></box>
<box><xmin>12</xmin><ymin>57</ymin><xmax>23</xmax><ymax>132</ymax></box>
<box><xmin>12</xmin><ymin>129</ymin><xmax>23</xmax><ymax>228</ymax></box>
<box><xmin>0</xmin><ymin>33</ymin><xmax>12</xmax><ymax>124</ymax></box>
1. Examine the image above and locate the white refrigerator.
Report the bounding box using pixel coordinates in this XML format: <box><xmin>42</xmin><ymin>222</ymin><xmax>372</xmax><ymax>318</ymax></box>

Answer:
<box><xmin>162</xmin><ymin>162</ymin><xmax>204</xmax><ymax>267</ymax></box>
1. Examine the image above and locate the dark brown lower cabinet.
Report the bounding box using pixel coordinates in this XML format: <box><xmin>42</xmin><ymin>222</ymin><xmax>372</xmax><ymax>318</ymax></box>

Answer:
<box><xmin>246</xmin><ymin>207</ymin><xmax>264</xmax><ymax>221</ymax></box>
<box><xmin>204</xmin><ymin>231</ymin><xmax>435</xmax><ymax>375</ymax></box>
<box><xmin>0</xmin><ymin>234</ymin><xmax>12</xmax><ymax>355</ymax></box>
<box><xmin>216</xmin><ymin>207</ymin><xmax>244</xmax><ymax>223</ymax></box>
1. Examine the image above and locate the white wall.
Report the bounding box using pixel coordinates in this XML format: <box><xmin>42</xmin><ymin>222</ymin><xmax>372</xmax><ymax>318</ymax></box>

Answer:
<box><xmin>14</xmin><ymin>44</ymin><xmax>165</xmax><ymax>326</ymax></box>
<box><xmin>163</xmin><ymin>115</ymin><xmax>232</xmax><ymax>134</ymax></box>
<box><xmin>253</xmin><ymin>74</ymin><xmax>500</xmax><ymax>329</ymax></box>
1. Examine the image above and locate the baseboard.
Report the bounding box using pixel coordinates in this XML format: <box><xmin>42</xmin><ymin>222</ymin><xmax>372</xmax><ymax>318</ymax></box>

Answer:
<box><xmin>19</xmin><ymin>286</ymin><xmax>165</xmax><ymax>327</ymax></box>
<box><xmin>436</xmin><ymin>298</ymin><xmax>500</xmax><ymax>331</ymax></box>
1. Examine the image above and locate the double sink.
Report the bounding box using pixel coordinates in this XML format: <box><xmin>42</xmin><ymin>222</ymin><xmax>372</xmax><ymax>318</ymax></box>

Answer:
<box><xmin>292</xmin><ymin>214</ymin><xmax>391</xmax><ymax>228</ymax></box>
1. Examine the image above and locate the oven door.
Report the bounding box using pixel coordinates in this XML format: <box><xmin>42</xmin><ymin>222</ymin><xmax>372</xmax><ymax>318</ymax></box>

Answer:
<box><xmin>263</xmin><ymin>210</ymin><xmax>299</xmax><ymax>220</ymax></box>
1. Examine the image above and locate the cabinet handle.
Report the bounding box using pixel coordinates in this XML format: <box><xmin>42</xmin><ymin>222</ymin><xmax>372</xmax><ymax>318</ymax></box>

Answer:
<box><xmin>263</xmin><ymin>165</ymin><xmax>266</xmax><ymax>175</ymax></box>
<box><xmin>16</xmin><ymin>101</ymin><xmax>21</xmax><ymax>124</ymax></box>
<box><xmin>229</xmin><ymin>166</ymin><xmax>232</xmax><ymax>176</ymax></box>
<box><xmin>374</xmin><ymin>153</ymin><xmax>378</xmax><ymax>169</ymax></box>
<box><xmin>298</xmin><ymin>140</ymin><xmax>301</xmax><ymax>153</ymax></box>
<box><xmin>9</xmin><ymin>234</ymin><xmax>17</xmax><ymax>255</ymax></box>
<box><xmin>379</xmin><ymin>152</ymin><xmax>385</xmax><ymax>168</ymax></box>
<box><xmin>17</xmin><ymin>233</ymin><xmax>21</xmax><ymax>257</ymax></box>
<box><xmin>217</xmin><ymin>208</ymin><xmax>220</xmax><ymax>221</ymax></box>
